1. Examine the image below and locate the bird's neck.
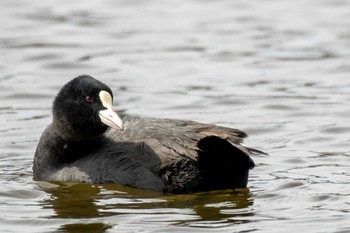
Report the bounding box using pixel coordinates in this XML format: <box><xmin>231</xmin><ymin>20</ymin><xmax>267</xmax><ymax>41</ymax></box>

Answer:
<box><xmin>33</xmin><ymin>124</ymin><xmax>107</xmax><ymax>179</ymax></box>
<box><xmin>52</xmin><ymin>127</ymin><xmax>107</xmax><ymax>162</ymax></box>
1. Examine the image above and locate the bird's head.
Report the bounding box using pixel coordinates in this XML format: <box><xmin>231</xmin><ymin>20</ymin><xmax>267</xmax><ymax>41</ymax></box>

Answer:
<box><xmin>53</xmin><ymin>75</ymin><xmax>124</xmax><ymax>140</ymax></box>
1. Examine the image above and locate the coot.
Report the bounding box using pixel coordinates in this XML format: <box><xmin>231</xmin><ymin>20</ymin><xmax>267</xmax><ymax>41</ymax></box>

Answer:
<box><xmin>33</xmin><ymin>75</ymin><xmax>262</xmax><ymax>193</ymax></box>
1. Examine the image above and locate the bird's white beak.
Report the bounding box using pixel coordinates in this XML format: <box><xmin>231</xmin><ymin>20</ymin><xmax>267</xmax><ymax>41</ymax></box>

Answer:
<box><xmin>98</xmin><ymin>91</ymin><xmax>124</xmax><ymax>131</ymax></box>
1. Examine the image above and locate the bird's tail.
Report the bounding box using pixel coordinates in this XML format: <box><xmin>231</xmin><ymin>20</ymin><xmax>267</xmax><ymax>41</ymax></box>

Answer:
<box><xmin>197</xmin><ymin>136</ymin><xmax>255</xmax><ymax>191</ymax></box>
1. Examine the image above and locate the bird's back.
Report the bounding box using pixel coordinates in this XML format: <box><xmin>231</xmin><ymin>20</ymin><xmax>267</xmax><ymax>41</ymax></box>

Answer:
<box><xmin>106</xmin><ymin>116</ymin><xmax>256</xmax><ymax>193</ymax></box>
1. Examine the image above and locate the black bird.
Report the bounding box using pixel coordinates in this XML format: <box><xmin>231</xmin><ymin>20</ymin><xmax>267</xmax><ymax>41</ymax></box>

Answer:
<box><xmin>33</xmin><ymin>75</ymin><xmax>262</xmax><ymax>193</ymax></box>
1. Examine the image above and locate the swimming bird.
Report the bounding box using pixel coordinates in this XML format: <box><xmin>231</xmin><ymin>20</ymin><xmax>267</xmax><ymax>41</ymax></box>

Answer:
<box><xmin>33</xmin><ymin>75</ymin><xmax>262</xmax><ymax>193</ymax></box>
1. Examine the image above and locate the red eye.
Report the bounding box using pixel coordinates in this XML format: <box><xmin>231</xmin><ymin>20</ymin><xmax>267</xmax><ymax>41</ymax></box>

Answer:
<box><xmin>85</xmin><ymin>96</ymin><xmax>93</xmax><ymax>103</ymax></box>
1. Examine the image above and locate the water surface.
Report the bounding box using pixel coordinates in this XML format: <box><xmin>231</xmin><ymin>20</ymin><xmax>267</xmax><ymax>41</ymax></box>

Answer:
<box><xmin>0</xmin><ymin>0</ymin><xmax>349</xmax><ymax>232</ymax></box>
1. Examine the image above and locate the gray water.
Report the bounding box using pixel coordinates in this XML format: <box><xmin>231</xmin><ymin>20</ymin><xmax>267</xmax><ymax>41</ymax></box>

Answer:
<box><xmin>1</xmin><ymin>0</ymin><xmax>349</xmax><ymax>232</ymax></box>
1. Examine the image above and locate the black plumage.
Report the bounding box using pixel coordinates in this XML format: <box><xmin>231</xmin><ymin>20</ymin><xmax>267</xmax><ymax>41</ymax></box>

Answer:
<box><xmin>33</xmin><ymin>75</ymin><xmax>262</xmax><ymax>193</ymax></box>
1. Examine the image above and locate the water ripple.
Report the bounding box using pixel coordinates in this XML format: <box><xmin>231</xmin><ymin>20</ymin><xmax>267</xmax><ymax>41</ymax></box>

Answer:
<box><xmin>1</xmin><ymin>0</ymin><xmax>350</xmax><ymax>232</ymax></box>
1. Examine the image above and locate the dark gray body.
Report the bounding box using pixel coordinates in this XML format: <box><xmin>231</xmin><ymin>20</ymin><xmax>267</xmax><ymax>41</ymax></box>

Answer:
<box><xmin>33</xmin><ymin>115</ymin><xmax>256</xmax><ymax>193</ymax></box>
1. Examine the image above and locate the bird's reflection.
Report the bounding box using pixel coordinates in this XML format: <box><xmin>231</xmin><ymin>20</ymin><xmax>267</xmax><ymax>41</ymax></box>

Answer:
<box><xmin>38</xmin><ymin>181</ymin><xmax>254</xmax><ymax>232</ymax></box>
<box><xmin>164</xmin><ymin>188</ymin><xmax>254</xmax><ymax>225</ymax></box>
